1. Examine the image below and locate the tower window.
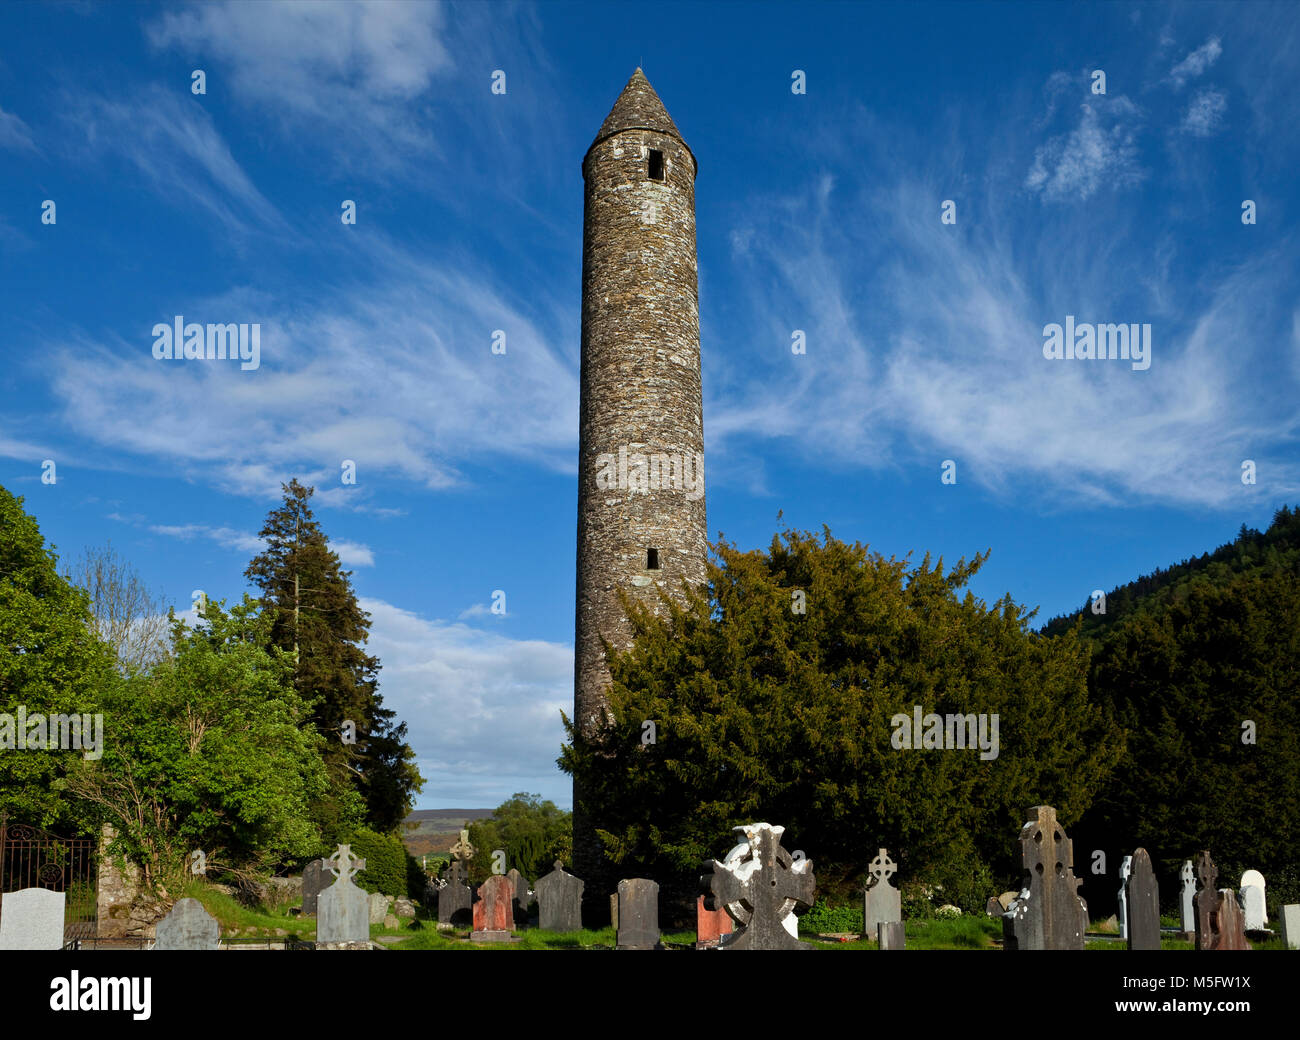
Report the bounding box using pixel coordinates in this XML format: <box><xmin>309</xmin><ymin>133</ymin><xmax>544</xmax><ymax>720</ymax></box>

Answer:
<box><xmin>646</xmin><ymin>548</ymin><xmax>661</xmax><ymax>570</ymax></box>
<box><xmin>648</xmin><ymin>149</ymin><xmax>664</xmax><ymax>181</ymax></box>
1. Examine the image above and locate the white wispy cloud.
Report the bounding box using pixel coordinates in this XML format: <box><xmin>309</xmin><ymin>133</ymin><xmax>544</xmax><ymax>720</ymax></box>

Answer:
<box><xmin>360</xmin><ymin>598</ymin><xmax>572</xmax><ymax>807</ymax></box>
<box><xmin>332</xmin><ymin>539</ymin><xmax>375</xmax><ymax>567</ymax></box>
<box><xmin>1169</xmin><ymin>36</ymin><xmax>1223</xmax><ymax>88</ymax></box>
<box><xmin>1181</xmin><ymin>89</ymin><xmax>1227</xmax><ymax>136</ymax></box>
<box><xmin>0</xmin><ymin>105</ymin><xmax>36</xmax><ymax>152</ymax></box>
<box><xmin>1026</xmin><ymin>97</ymin><xmax>1145</xmax><ymax>202</ymax></box>
<box><xmin>147</xmin><ymin>522</ymin><xmax>265</xmax><ymax>554</ymax></box>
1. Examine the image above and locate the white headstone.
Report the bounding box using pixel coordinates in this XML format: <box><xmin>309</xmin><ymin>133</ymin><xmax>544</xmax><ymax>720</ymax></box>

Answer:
<box><xmin>1280</xmin><ymin>904</ymin><xmax>1300</xmax><ymax>950</ymax></box>
<box><xmin>1239</xmin><ymin>870</ymin><xmax>1266</xmax><ymax>924</ymax></box>
<box><xmin>1117</xmin><ymin>855</ymin><xmax>1132</xmax><ymax>941</ymax></box>
<box><xmin>1179</xmin><ymin>860</ymin><xmax>1195</xmax><ymax>933</ymax></box>
<box><xmin>1241</xmin><ymin>885</ymin><xmax>1266</xmax><ymax>932</ymax></box>
<box><xmin>0</xmin><ymin>888</ymin><xmax>66</xmax><ymax>950</ymax></box>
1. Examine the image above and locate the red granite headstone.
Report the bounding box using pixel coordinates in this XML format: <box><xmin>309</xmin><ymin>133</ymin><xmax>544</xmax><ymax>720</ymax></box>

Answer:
<box><xmin>696</xmin><ymin>894</ymin><xmax>733</xmax><ymax>948</ymax></box>
<box><xmin>470</xmin><ymin>875</ymin><xmax>515</xmax><ymax>940</ymax></box>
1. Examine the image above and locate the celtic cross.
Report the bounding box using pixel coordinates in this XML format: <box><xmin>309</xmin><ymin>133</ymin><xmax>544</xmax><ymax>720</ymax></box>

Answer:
<box><xmin>1195</xmin><ymin>850</ymin><xmax>1216</xmax><ymax>893</ymax></box>
<box><xmin>325</xmin><ymin>844</ymin><xmax>366</xmax><ymax>882</ymax></box>
<box><xmin>867</xmin><ymin>848</ymin><xmax>897</xmax><ymax>888</ymax></box>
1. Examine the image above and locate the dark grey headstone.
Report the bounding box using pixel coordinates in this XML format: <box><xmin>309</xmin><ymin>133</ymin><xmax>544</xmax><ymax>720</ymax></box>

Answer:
<box><xmin>616</xmin><ymin>879</ymin><xmax>660</xmax><ymax>950</ymax></box>
<box><xmin>986</xmin><ymin>896</ymin><xmax>1005</xmax><ymax>918</ymax></box>
<box><xmin>1126</xmin><ymin>847</ymin><xmax>1160</xmax><ymax>951</ymax></box>
<box><xmin>701</xmin><ymin>822</ymin><xmax>816</xmax><ymax>951</ymax></box>
<box><xmin>0</xmin><ymin>888</ymin><xmax>65</xmax><ymax>950</ymax></box>
<box><xmin>863</xmin><ymin>847</ymin><xmax>901</xmax><ymax>935</ymax></box>
<box><xmin>301</xmin><ymin>858</ymin><xmax>328</xmax><ymax>916</ymax></box>
<box><xmin>506</xmin><ymin>867</ymin><xmax>531</xmax><ymax>925</ymax></box>
<box><xmin>1192</xmin><ymin>850</ymin><xmax>1250</xmax><ymax>950</ymax></box>
<box><xmin>154</xmin><ymin>897</ymin><xmax>220</xmax><ymax>950</ymax></box>
<box><xmin>1001</xmin><ymin>806</ymin><xmax>1087</xmax><ymax>951</ymax></box>
<box><xmin>534</xmin><ymin>860</ymin><xmax>583</xmax><ymax>932</ymax></box>
<box><xmin>438</xmin><ymin>859</ymin><xmax>472</xmax><ymax>928</ymax></box>
<box><xmin>878</xmin><ymin>921</ymin><xmax>905</xmax><ymax>950</ymax></box>
<box><xmin>1117</xmin><ymin>855</ymin><xmax>1132</xmax><ymax>941</ymax></box>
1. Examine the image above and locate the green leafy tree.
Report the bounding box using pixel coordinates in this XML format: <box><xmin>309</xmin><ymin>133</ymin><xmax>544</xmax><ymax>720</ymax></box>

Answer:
<box><xmin>561</xmin><ymin>527</ymin><xmax>1122</xmax><ymax>908</ymax></box>
<box><xmin>244</xmin><ymin>479</ymin><xmax>423</xmax><ymax>833</ymax></box>
<box><xmin>63</xmin><ymin>596</ymin><xmax>330</xmax><ymax>898</ymax></box>
<box><xmin>0</xmin><ymin>486</ymin><xmax>119</xmax><ymax>832</ymax></box>
<box><xmin>467</xmin><ymin>793</ymin><xmax>573</xmax><ymax>883</ymax></box>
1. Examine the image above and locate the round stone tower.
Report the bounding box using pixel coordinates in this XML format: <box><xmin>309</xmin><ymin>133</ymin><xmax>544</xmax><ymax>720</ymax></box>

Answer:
<box><xmin>573</xmin><ymin>69</ymin><xmax>708</xmax><ymax>914</ymax></box>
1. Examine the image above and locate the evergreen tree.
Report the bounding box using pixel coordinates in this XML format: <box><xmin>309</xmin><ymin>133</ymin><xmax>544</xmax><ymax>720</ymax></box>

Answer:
<box><xmin>244</xmin><ymin>479</ymin><xmax>422</xmax><ymax>832</ymax></box>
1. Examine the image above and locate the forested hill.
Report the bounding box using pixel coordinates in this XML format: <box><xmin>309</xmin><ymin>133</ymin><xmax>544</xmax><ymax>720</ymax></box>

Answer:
<box><xmin>1040</xmin><ymin>505</ymin><xmax>1300</xmax><ymax>639</ymax></box>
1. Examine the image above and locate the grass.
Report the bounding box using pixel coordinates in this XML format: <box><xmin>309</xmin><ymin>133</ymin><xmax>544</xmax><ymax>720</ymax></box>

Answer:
<box><xmin>391</xmin><ymin>924</ymin><xmax>697</xmax><ymax>950</ymax></box>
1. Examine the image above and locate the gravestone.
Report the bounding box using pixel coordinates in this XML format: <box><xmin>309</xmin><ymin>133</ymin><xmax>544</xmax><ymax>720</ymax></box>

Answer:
<box><xmin>368</xmin><ymin>891</ymin><xmax>390</xmax><ymax>925</ymax></box>
<box><xmin>1240</xmin><ymin>870</ymin><xmax>1266</xmax><ymax>925</ymax></box>
<box><xmin>1117</xmin><ymin>855</ymin><xmax>1132</xmax><ymax>942</ymax></box>
<box><xmin>1179</xmin><ymin>860</ymin><xmax>1196</xmax><ymax>938</ymax></box>
<box><xmin>863</xmin><ymin>847</ymin><xmax>901</xmax><ymax>939</ymax></box>
<box><xmin>154</xmin><ymin>897</ymin><xmax>219</xmax><ymax>950</ymax></box>
<box><xmin>1126</xmin><ymin>848</ymin><xmax>1160</xmax><ymax>951</ymax></box>
<box><xmin>696</xmin><ymin>894</ymin><xmax>732</xmax><ymax>948</ymax></box>
<box><xmin>534</xmin><ymin>860</ymin><xmax>583</xmax><ymax>932</ymax></box>
<box><xmin>0</xmin><ymin>888</ymin><xmax>66</xmax><ymax>950</ymax></box>
<box><xmin>317</xmin><ymin>844</ymin><xmax>371</xmax><ymax>945</ymax></box>
<box><xmin>701</xmin><ymin>822</ymin><xmax>816</xmax><ymax>951</ymax></box>
<box><xmin>616</xmin><ymin>879</ymin><xmax>661</xmax><ymax>950</ymax></box>
<box><xmin>301</xmin><ymin>858</ymin><xmax>328</xmax><ymax>915</ymax></box>
<box><xmin>609</xmin><ymin>893</ymin><xmax>618</xmax><ymax>931</ymax></box>
<box><xmin>1280</xmin><ymin>904</ymin><xmax>1300</xmax><ymax>950</ymax></box>
<box><xmin>1192</xmin><ymin>851</ymin><xmax>1250</xmax><ymax>951</ymax></box>
<box><xmin>438</xmin><ymin>860</ymin><xmax>472</xmax><ymax>929</ymax></box>
<box><xmin>470</xmin><ymin>874</ymin><xmax>515</xmax><ymax>942</ymax></box>
<box><xmin>506</xmin><ymin>868</ymin><xmax>530</xmax><ymax>925</ymax></box>
<box><xmin>1002</xmin><ymin>806</ymin><xmax>1087</xmax><ymax>951</ymax></box>
<box><xmin>1241</xmin><ymin>886</ymin><xmax>1266</xmax><ymax>933</ymax></box>
<box><xmin>878</xmin><ymin>921</ymin><xmax>905</xmax><ymax>949</ymax></box>
<box><xmin>998</xmin><ymin>890</ymin><xmax>1018</xmax><ymax>912</ymax></box>
<box><xmin>986</xmin><ymin>896</ymin><xmax>1005</xmax><ymax>918</ymax></box>
<box><xmin>449</xmin><ymin>828</ymin><xmax>475</xmax><ymax>863</ymax></box>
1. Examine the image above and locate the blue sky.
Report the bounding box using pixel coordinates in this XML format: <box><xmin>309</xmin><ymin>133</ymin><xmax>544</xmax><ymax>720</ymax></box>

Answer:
<box><xmin>2</xmin><ymin>1</ymin><xmax>1297</xmax><ymax>811</ymax></box>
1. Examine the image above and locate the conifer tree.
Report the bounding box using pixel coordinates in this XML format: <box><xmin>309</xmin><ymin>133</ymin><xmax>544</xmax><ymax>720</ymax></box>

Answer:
<box><xmin>244</xmin><ymin>479</ymin><xmax>422</xmax><ymax>833</ymax></box>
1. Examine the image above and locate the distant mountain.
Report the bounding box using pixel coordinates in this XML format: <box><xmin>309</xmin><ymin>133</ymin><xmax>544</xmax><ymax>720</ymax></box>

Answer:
<box><xmin>401</xmin><ymin>808</ymin><xmax>495</xmax><ymax>858</ymax></box>
<box><xmin>1041</xmin><ymin>505</ymin><xmax>1300</xmax><ymax>640</ymax></box>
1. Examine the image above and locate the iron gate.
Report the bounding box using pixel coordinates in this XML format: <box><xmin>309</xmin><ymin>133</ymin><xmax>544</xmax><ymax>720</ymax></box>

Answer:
<box><xmin>0</xmin><ymin>816</ymin><xmax>98</xmax><ymax>940</ymax></box>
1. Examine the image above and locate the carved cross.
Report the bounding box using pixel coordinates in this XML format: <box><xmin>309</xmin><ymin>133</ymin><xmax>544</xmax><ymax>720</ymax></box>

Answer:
<box><xmin>1180</xmin><ymin>860</ymin><xmax>1194</xmax><ymax>886</ymax></box>
<box><xmin>325</xmin><ymin>844</ymin><xmax>366</xmax><ymax>882</ymax></box>
<box><xmin>703</xmin><ymin>824</ymin><xmax>815</xmax><ymax>947</ymax></box>
<box><xmin>1195</xmin><ymin>850</ymin><xmax>1217</xmax><ymax>892</ymax></box>
<box><xmin>867</xmin><ymin>848</ymin><xmax>897</xmax><ymax>888</ymax></box>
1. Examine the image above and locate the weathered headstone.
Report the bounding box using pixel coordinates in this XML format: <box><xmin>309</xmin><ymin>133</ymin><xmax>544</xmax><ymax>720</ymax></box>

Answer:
<box><xmin>616</xmin><ymin>878</ymin><xmax>660</xmax><ymax>950</ymax></box>
<box><xmin>154</xmin><ymin>897</ymin><xmax>219</xmax><ymax>950</ymax></box>
<box><xmin>438</xmin><ymin>859</ymin><xmax>472</xmax><ymax>929</ymax></box>
<box><xmin>609</xmin><ymin>892</ymin><xmax>618</xmax><ymax>931</ymax></box>
<box><xmin>1192</xmin><ymin>851</ymin><xmax>1250</xmax><ymax>951</ymax></box>
<box><xmin>1280</xmin><ymin>904</ymin><xmax>1300</xmax><ymax>950</ymax></box>
<box><xmin>1126</xmin><ymin>848</ymin><xmax>1160</xmax><ymax>951</ymax></box>
<box><xmin>878</xmin><ymin>921</ymin><xmax>905</xmax><ymax>950</ymax></box>
<box><xmin>701</xmin><ymin>822</ymin><xmax>815</xmax><ymax>951</ymax></box>
<box><xmin>1117</xmin><ymin>854</ymin><xmax>1132</xmax><ymax>942</ymax></box>
<box><xmin>696</xmin><ymin>893</ymin><xmax>732</xmax><ymax>948</ymax></box>
<box><xmin>534</xmin><ymin>860</ymin><xmax>583</xmax><ymax>933</ymax></box>
<box><xmin>470</xmin><ymin>874</ymin><xmax>515</xmax><ymax>942</ymax></box>
<box><xmin>317</xmin><ymin>844</ymin><xmax>371</xmax><ymax>945</ymax></box>
<box><xmin>1002</xmin><ymin>806</ymin><xmax>1087</xmax><ymax>951</ymax></box>
<box><xmin>368</xmin><ymin>891</ymin><xmax>390</xmax><ymax>925</ymax></box>
<box><xmin>301</xmin><ymin>858</ymin><xmax>328</xmax><ymax>916</ymax></box>
<box><xmin>506</xmin><ymin>868</ymin><xmax>531</xmax><ymax>925</ymax></box>
<box><xmin>1179</xmin><ymin>860</ymin><xmax>1196</xmax><ymax>938</ymax></box>
<box><xmin>449</xmin><ymin>828</ymin><xmax>475</xmax><ymax>863</ymax></box>
<box><xmin>0</xmin><ymin>888</ymin><xmax>66</xmax><ymax>950</ymax></box>
<box><xmin>1240</xmin><ymin>870</ymin><xmax>1266</xmax><ymax>924</ymax></box>
<box><xmin>863</xmin><ymin>847</ymin><xmax>901</xmax><ymax>939</ymax></box>
<box><xmin>1241</xmin><ymin>885</ymin><xmax>1266</xmax><ymax>933</ymax></box>
<box><xmin>986</xmin><ymin>896</ymin><xmax>1005</xmax><ymax>918</ymax></box>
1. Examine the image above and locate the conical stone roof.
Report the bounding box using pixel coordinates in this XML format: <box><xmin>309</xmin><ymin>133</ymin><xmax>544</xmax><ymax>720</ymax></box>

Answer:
<box><xmin>589</xmin><ymin>68</ymin><xmax>686</xmax><ymax>152</ymax></box>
